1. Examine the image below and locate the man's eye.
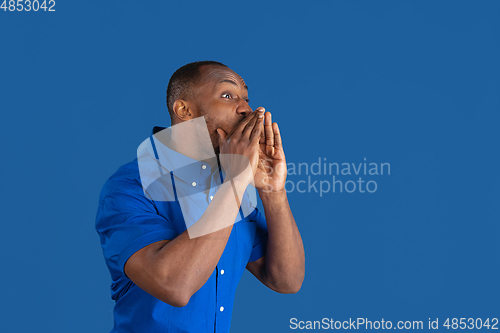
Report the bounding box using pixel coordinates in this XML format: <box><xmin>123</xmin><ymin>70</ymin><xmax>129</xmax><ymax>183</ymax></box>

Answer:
<box><xmin>222</xmin><ymin>93</ymin><xmax>232</xmax><ymax>99</ymax></box>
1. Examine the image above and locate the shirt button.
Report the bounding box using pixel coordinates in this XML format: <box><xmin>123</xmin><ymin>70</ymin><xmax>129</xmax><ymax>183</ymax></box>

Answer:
<box><xmin>210</xmin><ymin>195</ymin><xmax>214</xmax><ymax>201</ymax></box>
<box><xmin>220</xmin><ymin>306</ymin><xmax>224</xmax><ymax>312</ymax></box>
<box><xmin>202</xmin><ymin>164</ymin><xmax>207</xmax><ymax>169</ymax></box>
<box><xmin>220</xmin><ymin>269</ymin><xmax>225</xmax><ymax>275</ymax></box>
<box><xmin>191</xmin><ymin>181</ymin><xmax>197</xmax><ymax>186</ymax></box>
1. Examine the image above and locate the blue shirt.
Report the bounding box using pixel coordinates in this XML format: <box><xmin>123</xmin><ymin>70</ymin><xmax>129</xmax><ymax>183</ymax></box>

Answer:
<box><xmin>95</xmin><ymin>126</ymin><xmax>268</xmax><ymax>333</ymax></box>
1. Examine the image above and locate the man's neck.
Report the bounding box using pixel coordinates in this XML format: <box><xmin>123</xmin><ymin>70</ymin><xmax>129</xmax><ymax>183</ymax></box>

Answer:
<box><xmin>162</xmin><ymin>130</ymin><xmax>219</xmax><ymax>170</ymax></box>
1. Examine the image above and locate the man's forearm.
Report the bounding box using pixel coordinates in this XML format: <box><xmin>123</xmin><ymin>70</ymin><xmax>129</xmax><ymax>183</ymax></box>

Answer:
<box><xmin>125</xmin><ymin>110</ymin><xmax>265</xmax><ymax>307</ymax></box>
<box><xmin>259</xmin><ymin>190</ymin><xmax>305</xmax><ymax>292</ymax></box>
<box><xmin>148</xmin><ymin>178</ymin><xmax>248</xmax><ymax>305</ymax></box>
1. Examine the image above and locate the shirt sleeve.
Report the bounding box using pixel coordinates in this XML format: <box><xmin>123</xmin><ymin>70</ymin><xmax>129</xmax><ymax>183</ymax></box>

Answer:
<box><xmin>247</xmin><ymin>208</ymin><xmax>269</xmax><ymax>263</ymax></box>
<box><xmin>96</xmin><ymin>187</ymin><xmax>177</xmax><ymax>275</ymax></box>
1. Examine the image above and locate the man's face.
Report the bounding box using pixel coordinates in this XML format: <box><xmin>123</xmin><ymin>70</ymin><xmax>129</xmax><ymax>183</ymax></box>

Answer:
<box><xmin>190</xmin><ymin>64</ymin><xmax>252</xmax><ymax>154</ymax></box>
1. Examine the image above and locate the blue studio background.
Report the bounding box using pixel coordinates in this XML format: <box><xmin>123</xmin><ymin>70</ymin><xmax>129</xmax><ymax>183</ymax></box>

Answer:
<box><xmin>1</xmin><ymin>1</ymin><xmax>499</xmax><ymax>332</ymax></box>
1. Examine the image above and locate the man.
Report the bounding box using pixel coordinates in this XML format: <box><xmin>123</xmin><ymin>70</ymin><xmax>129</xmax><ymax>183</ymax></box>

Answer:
<box><xmin>96</xmin><ymin>61</ymin><xmax>305</xmax><ymax>332</ymax></box>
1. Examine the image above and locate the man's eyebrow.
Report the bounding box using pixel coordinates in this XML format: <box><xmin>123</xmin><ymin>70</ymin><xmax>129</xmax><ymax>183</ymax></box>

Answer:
<box><xmin>218</xmin><ymin>79</ymin><xmax>249</xmax><ymax>90</ymax></box>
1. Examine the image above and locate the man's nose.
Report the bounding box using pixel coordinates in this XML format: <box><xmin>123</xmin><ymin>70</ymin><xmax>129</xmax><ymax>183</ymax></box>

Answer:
<box><xmin>236</xmin><ymin>99</ymin><xmax>252</xmax><ymax>117</ymax></box>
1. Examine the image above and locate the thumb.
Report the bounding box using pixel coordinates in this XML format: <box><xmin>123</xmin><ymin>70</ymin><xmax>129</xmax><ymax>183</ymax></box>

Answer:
<box><xmin>217</xmin><ymin>128</ymin><xmax>226</xmax><ymax>141</ymax></box>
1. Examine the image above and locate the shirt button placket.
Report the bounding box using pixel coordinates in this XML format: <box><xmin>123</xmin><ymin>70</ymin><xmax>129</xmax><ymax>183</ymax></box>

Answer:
<box><xmin>217</xmin><ymin>267</ymin><xmax>225</xmax><ymax>324</ymax></box>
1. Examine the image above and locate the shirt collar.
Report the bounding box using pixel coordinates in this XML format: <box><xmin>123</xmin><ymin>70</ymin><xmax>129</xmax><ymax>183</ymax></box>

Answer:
<box><xmin>150</xmin><ymin>126</ymin><xmax>221</xmax><ymax>186</ymax></box>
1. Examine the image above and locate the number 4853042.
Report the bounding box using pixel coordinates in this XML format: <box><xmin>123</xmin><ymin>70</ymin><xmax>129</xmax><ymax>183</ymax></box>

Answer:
<box><xmin>1</xmin><ymin>0</ymin><xmax>56</xmax><ymax>11</ymax></box>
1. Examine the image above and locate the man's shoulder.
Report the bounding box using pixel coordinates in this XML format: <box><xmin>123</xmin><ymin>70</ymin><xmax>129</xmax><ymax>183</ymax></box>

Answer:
<box><xmin>99</xmin><ymin>159</ymin><xmax>143</xmax><ymax>201</ymax></box>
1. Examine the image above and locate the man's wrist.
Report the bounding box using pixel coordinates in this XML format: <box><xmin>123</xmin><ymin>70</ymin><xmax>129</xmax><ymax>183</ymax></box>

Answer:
<box><xmin>225</xmin><ymin>174</ymin><xmax>250</xmax><ymax>190</ymax></box>
<box><xmin>258</xmin><ymin>188</ymin><xmax>288</xmax><ymax>203</ymax></box>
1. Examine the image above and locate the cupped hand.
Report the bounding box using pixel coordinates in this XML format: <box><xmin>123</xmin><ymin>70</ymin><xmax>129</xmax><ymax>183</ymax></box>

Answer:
<box><xmin>217</xmin><ymin>109</ymin><xmax>264</xmax><ymax>186</ymax></box>
<box><xmin>254</xmin><ymin>109</ymin><xmax>287</xmax><ymax>193</ymax></box>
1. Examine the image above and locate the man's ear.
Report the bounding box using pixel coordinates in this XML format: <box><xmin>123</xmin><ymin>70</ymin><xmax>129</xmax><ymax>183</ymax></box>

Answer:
<box><xmin>172</xmin><ymin>99</ymin><xmax>196</xmax><ymax>121</ymax></box>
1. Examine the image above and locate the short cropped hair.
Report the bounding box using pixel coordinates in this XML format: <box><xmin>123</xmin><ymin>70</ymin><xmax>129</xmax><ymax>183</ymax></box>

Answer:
<box><xmin>166</xmin><ymin>61</ymin><xmax>227</xmax><ymax>117</ymax></box>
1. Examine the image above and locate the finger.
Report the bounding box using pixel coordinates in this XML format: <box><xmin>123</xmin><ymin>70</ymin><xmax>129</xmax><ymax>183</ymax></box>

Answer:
<box><xmin>259</xmin><ymin>107</ymin><xmax>266</xmax><ymax>144</ymax></box>
<box><xmin>250</xmin><ymin>112</ymin><xmax>264</xmax><ymax>144</ymax></box>
<box><xmin>231</xmin><ymin>111</ymin><xmax>259</xmax><ymax>139</ymax></box>
<box><xmin>273</xmin><ymin>122</ymin><xmax>283</xmax><ymax>150</ymax></box>
<box><xmin>255</xmin><ymin>107</ymin><xmax>266</xmax><ymax>144</ymax></box>
<box><xmin>242</xmin><ymin>110</ymin><xmax>261</xmax><ymax>139</ymax></box>
<box><xmin>259</xmin><ymin>120</ymin><xmax>265</xmax><ymax>144</ymax></box>
<box><xmin>243</xmin><ymin>108</ymin><xmax>265</xmax><ymax>138</ymax></box>
<box><xmin>217</xmin><ymin>128</ymin><xmax>227</xmax><ymax>145</ymax></box>
<box><xmin>264</xmin><ymin>112</ymin><xmax>274</xmax><ymax>146</ymax></box>
<box><xmin>259</xmin><ymin>118</ymin><xmax>266</xmax><ymax>145</ymax></box>
<box><xmin>265</xmin><ymin>112</ymin><xmax>274</xmax><ymax>155</ymax></box>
